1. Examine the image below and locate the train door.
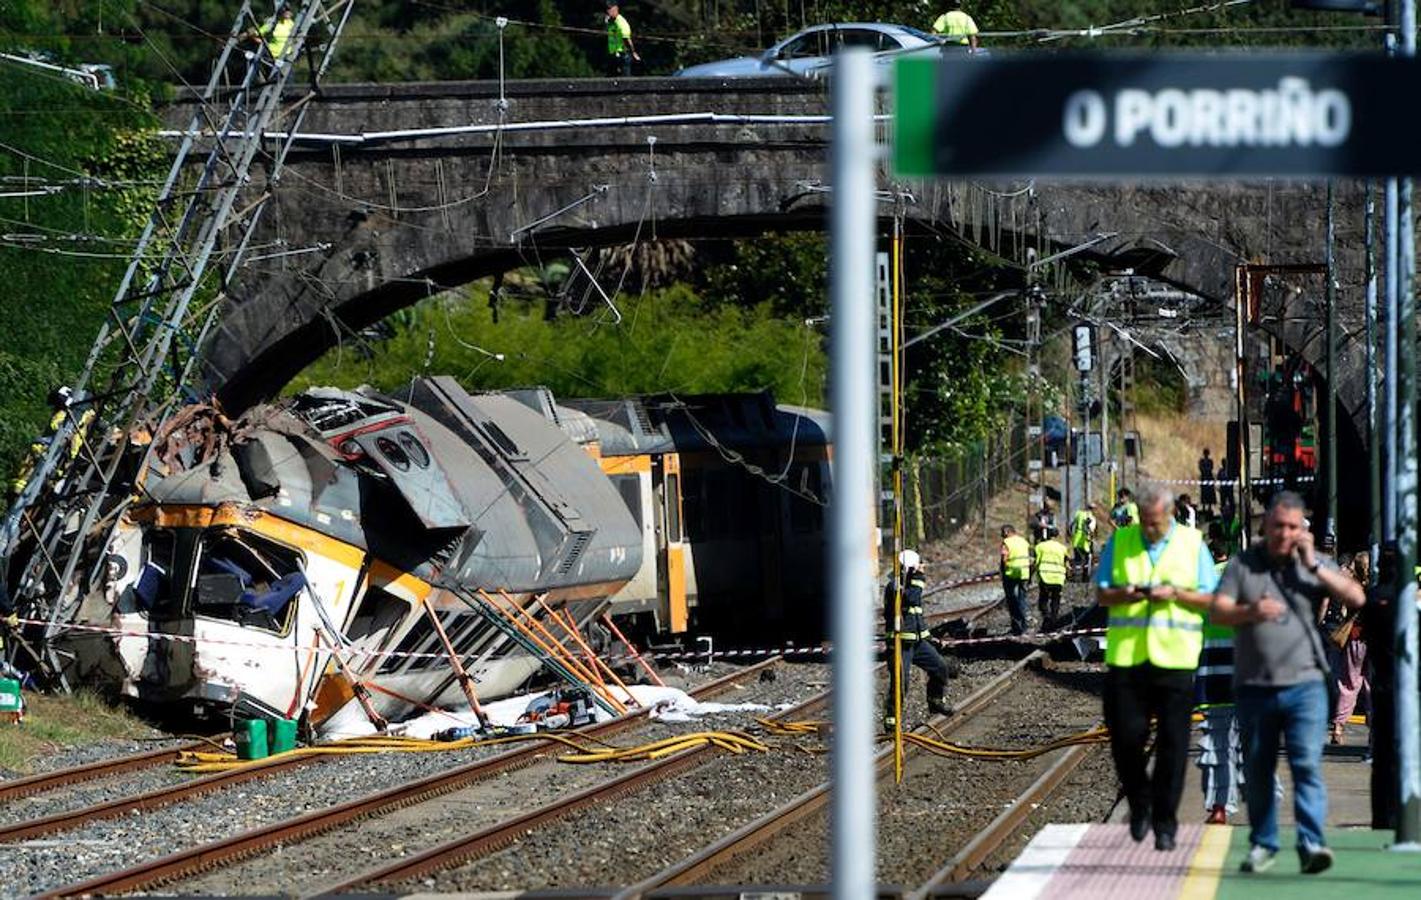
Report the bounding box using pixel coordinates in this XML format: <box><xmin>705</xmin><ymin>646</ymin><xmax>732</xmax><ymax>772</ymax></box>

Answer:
<box><xmin>653</xmin><ymin>453</ymin><xmax>689</xmax><ymax>633</ymax></box>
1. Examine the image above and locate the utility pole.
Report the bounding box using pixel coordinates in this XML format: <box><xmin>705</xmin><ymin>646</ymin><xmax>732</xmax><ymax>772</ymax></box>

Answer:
<box><xmin>1367</xmin><ymin>182</ymin><xmax>1381</xmax><ymax>579</ymax></box>
<box><xmin>827</xmin><ymin>48</ymin><xmax>877</xmax><ymax>899</ymax></box>
<box><xmin>1025</xmin><ymin>282</ymin><xmax>1043</xmax><ymax>529</ymax></box>
<box><xmin>1396</xmin><ymin>0</ymin><xmax>1421</xmax><ymax>849</ymax></box>
<box><xmin>1325</xmin><ymin>181</ymin><xmax>1338</xmax><ymax>546</ymax></box>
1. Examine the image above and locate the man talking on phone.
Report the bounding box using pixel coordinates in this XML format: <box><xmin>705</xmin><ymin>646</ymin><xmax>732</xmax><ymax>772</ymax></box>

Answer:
<box><xmin>1096</xmin><ymin>484</ymin><xmax>1217</xmax><ymax>851</ymax></box>
<box><xmin>1210</xmin><ymin>491</ymin><xmax>1364</xmax><ymax>875</ymax></box>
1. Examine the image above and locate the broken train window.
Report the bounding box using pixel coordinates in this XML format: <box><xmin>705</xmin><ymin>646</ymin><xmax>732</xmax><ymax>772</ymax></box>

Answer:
<box><xmin>193</xmin><ymin>528</ymin><xmax>306</xmax><ymax>634</ymax></box>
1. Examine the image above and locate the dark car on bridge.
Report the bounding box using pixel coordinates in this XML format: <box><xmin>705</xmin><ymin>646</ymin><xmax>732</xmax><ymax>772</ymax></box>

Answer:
<box><xmin>674</xmin><ymin>23</ymin><xmax>941</xmax><ymax>78</ymax></box>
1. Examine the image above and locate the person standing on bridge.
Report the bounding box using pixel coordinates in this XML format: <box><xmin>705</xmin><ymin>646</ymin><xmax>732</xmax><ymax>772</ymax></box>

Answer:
<box><xmin>1210</xmin><ymin>491</ymin><xmax>1364</xmax><ymax>875</ymax></box>
<box><xmin>1095</xmin><ymin>484</ymin><xmax>1216</xmax><ymax>852</ymax></box>
<box><xmin>931</xmin><ymin>0</ymin><xmax>980</xmax><ymax>52</ymax></box>
<box><xmin>604</xmin><ymin>2</ymin><xmax>640</xmax><ymax>77</ymax></box>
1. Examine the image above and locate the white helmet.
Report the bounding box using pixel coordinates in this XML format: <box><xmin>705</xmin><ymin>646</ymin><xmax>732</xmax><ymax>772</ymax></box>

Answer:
<box><xmin>898</xmin><ymin>549</ymin><xmax>921</xmax><ymax>571</ymax></box>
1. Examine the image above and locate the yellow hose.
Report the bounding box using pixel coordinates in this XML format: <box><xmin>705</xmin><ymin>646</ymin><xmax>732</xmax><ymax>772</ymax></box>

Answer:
<box><xmin>175</xmin><ymin>730</ymin><xmax>769</xmax><ymax>773</ymax></box>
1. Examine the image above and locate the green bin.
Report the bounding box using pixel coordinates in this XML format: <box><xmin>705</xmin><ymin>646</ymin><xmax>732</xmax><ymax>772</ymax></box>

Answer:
<box><xmin>235</xmin><ymin>718</ymin><xmax>268</xmax><ymax>760</ymax></box>
<box><xmin>268</xmin><ymin>717</ymin><xmax>298</xmax><ymax>754</ymax></box>
<box><xmin>0</xmin><ymin>678</ymin><xmax>20</xmax><ymax>717</ymax></box>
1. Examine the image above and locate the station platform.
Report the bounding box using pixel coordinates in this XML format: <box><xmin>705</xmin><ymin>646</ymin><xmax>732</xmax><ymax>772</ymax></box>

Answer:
<box><xmin>983</xmin><ymin>823</ymin><xmax>1419</xmax><ymax>898</ymax></box>
<box><xmin>985</xmin><ymin>727</ymin><xmax>1421</xmax><ymax>899</ymax></box>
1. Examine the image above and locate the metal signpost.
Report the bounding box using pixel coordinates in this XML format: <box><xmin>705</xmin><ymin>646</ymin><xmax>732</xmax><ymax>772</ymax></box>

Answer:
<box><xmin>863</xmin><ymin>53</ymin><xmax>1421</xmax><ymax>887</ymax></box>
<box><xmin>828</xmin><ymin>49</ymin><xmax>877</xmax><ymax>900</ymax></box>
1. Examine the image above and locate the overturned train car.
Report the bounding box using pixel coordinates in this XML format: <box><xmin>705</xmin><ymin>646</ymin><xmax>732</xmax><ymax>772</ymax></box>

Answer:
<box><xmin>59</xmin><ymin>376</ymin><xmax>642</xmax><ymax>729</ymax></box>
<box><xmin>566</xmin><ymin>394</ymin><xmax>833</xmax><ymax>644</ymax></box>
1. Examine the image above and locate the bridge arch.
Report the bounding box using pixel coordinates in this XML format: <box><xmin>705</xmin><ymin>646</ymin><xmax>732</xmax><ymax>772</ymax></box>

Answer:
<box><xmin>174</xmin><ymin>79</ymin><xmax>1371</xmax><ymax>450</ymax></box>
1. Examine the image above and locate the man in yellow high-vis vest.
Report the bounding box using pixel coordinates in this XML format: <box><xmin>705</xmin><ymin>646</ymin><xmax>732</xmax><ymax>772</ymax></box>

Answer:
<box><xmin>1096</xmin><ymin>484</ymin><xmax>1217</xmax><ymax>852</ymax></box>
<box><xmin>1033</xmin><ymin>525</ymin><xmax>1069</xmax><ymax>627</ymax></box>
<box><xmin>1000</xmin><ymin>524</ymin><xmax>1031</xmax><ymax>635</ymax></box>
<box><xmin>931</xmin><ymin>0</ymin><xmax>979</xmax><ymax>51</ymax></box>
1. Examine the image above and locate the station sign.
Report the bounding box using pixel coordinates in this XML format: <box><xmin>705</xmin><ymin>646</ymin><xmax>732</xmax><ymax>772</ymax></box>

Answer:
<box><xmin>893</xmin><ymin>54</ymin><xmax>1421</xmax><ymax>177</ymax></box>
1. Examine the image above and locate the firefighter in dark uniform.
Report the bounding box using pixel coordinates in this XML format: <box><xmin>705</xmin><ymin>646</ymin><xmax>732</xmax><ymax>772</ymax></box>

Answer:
<box><xmin>884</xmin><ymin>549</ymin><xmax>956</xmax><ymax>729</ymax></box>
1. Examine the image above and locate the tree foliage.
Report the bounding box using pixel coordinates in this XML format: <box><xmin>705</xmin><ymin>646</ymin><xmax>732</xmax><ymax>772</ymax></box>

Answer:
<box><xmin>0</xmin><ymin>19</ymin><xmax>159</xmax><ymax>476</ymax></box>
<box><xmin>290</xmin><ymin>281</ymin><xmax>829</xmax><ymax>407</ymax></box>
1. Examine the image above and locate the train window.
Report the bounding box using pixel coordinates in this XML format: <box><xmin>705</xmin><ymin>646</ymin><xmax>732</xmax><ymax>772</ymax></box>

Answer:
<box><xmin>376</xmin><ymin>436</ymin><xmax>411</xmax><ymax>471</ymax></box>
<box><xmin>346</xmin><ymin>585</ymin><xmax>408</xmax><ymax>673</ymax></box>
<box><xmin>610</xmin><ymin>474</ymin><xmax>642</xmax><ymax>530</ymax></box>
<box><xmin>450</xmin><ymin>612</ymin><xmax>494</xmax><ymax>658</ymax></box>
<box><xmin>378</xmin><ymin>618</ymin><xmax>430</xmax><ymax>674</ymax></box>
<box><xmin>404</xmin><ymin>609</ymin><xmax>463</xmax><ymax>672</ymax></box>
<box><xmin>192</xmin><ymin>529</ymin><xmax>305</xmax><ymax>634</ymax></box>
<box><xmin>132</xmin><ymin>529</ymin><xmax>177</xmax><ymax>614</ymax></box>
<box><xmin>397</xmin><ymin>431</ymin><xmax>431</xmax><ymax>468</ymax></box>
<box><xmin>681</xmin><ymin>471</ymin><xmax>704</xmax><ymax>540</ymax></box>
<box><xmin>666</xmin><ymin>473</ymin><xmax>683</xmax><ymax>543</ymax></box>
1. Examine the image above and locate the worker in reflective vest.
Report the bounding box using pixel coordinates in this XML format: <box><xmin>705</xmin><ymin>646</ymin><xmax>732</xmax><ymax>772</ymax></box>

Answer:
<box><xmin>931</xmin><ymin>0</ymin><xmax>980</xmax><ymax>51</ymax></box>
<box><xmin>883</xmin><ymin>549</ymin><xmax>956</xmax><ymax>729</ymax></box>
<box><xmin>259</xmin><ymin>5</ymin><xmax>296</xmax><ymax>62</ymax></box>
<box><xmin>1033</xmin><ymin>526</ymin><xmax>1069</xmax><ymax>627</ymax></box>
<box><xmin>1070</xmin><ymin>504</ymin><xmax>1098</xmax><ymax>575</ymax></box>
<box><xmin>604</xmin><ymin>2</ymin><xmax>640</xmax><ymax>77</ymax></box>
<box><xmin>999</xmin><ymin>525</ymin><xmax>1031</xmax><ymax>635</ymax></box>
<box><xmin>1095</xmin><ymin>484</ymin><xmax>1217</xmax><ymax>852</ymax></box>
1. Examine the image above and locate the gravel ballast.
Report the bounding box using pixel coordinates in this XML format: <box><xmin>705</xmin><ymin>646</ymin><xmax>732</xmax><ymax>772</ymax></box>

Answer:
<box><xmin>379</xmin><ymin>658</ymin><xmax>1019</xmax><ymax>894</ymax></box>
<box><xmin>0</xmin><ymin>663</ymin><xmax>781</xmax><ymax>897</ymax></box>
<box><xmin>147</xmin><ymin>662</ymin><xmax>829</xmax><ymax>897</ymax></box>
<box><xmin>697</xmin><ymin>662</ymin><xmax>1110</xmax><ymax>889</ymax></box>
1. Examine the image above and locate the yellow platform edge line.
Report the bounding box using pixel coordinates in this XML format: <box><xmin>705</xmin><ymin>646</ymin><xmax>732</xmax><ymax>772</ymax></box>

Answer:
<box><xmin>1177</xmin><ymin>825</ymin><xmax>1233</xmax><ymax>900</ymax></box>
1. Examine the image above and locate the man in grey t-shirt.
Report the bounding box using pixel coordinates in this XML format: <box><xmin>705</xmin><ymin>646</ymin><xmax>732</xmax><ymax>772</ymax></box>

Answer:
<box><xmin>1212</xmin><ymin>491</ymin><xmax>1364</xmax><ymax>876</ymax></box>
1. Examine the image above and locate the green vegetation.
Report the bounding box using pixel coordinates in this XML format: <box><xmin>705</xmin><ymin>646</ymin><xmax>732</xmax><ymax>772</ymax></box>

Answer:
<box><xmin>293</xmin><ymin>280</ymin><xmax>830</xmax><ymax>406</ymax></box>
<box><xmin>0</xmin><ymin>16</ymin><xmax>159</xmax><ymax>478</ymax></box>
<box><xmin>0</xmin><ymin>689</ymin><xmax>152</xmax><ymax>773</ymax></box>
<box><xmin>0</xmin><ymin>0</ymin><xmax>1387</xmax><ymax>476</ymax></box>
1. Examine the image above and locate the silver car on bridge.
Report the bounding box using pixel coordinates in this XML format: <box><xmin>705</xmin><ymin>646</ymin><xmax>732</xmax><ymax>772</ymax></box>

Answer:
<box><xmin>674</xmin><ymin>22</ymin><xmax>942</xmax><ymax>78</ymax></box>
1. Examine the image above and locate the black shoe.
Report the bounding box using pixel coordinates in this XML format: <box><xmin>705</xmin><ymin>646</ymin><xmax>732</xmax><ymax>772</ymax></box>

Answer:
<box><xmin>1129</xmin><ymin>809</ymin><xmax>1150</xmax><ymax>843</ymax></box>
<box><xmin>1155</xmin><ymin>832</ymin><xmax>1177</xmax><ymax>852</ymax></box>
<box><xmin>927</xmin><ymin>698</ymin><xmax>955</xmax><ymax>717</ymax></box>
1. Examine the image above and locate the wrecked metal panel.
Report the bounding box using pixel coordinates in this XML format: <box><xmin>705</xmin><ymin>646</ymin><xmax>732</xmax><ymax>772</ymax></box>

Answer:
<box><xmin>350</xmin><ymin>425</ymin><xmax>470</xmax><ymax>530</ymax></box>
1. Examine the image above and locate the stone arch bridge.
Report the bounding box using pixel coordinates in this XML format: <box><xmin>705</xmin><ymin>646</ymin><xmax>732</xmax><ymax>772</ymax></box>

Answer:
<box><xmin>172</xmin><ymin>77</ymin><xmax>1375</xmax><ymax>439</ymax></box>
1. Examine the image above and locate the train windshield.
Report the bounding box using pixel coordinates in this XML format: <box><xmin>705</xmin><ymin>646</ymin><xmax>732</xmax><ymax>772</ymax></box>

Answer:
<box><xmin>191</xmin><ymin>528</ymin><xmax>306</xmax><ymax>634</ymax></box>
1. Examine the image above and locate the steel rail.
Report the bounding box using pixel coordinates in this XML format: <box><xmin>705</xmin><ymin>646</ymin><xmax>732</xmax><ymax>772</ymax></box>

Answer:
<box><xmin>312</xmin><ymin>672</ymin><xmax>836</xmax><ymax>895</ymax></box>
<box><xmin>32</xmin><ymin>658</ymin><xmax>778</xmax><ymax>899</ymax></box>
<box><xmin>613</xmin><ymin>651</ymin><xmax>1047</xmax><ymax>898</ymax></box>
<box><xmin>0</xmin><ymin>741</ymin><xmax>207</xmax><ymax>803</ymax></box>
<box><xmin>0</xmin><ymin>747</ymin><xmax>325</xmax><ymax>844</ymax></box>
<box><xmin>906</xmin><ymin>735</ymin><xmax>1099</xmax><ymax>897</ymax></box>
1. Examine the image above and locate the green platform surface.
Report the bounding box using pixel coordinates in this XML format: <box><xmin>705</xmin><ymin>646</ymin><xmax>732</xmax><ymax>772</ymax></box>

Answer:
<box><xmin>1215</xmin><ymin>827</ymin><xmax>1421</xmax><ymax>897</ymax></box>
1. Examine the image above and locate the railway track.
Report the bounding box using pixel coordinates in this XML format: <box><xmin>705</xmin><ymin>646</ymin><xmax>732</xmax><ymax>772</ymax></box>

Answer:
<box><xmin>906</xmin><ymin>728</ymin><xmax>1100</xmax><ymax>896</ymax></box>
<box><xmin>307</xmin><ymin>668</ymin><xmax>836</xmax><ymax>895</ymax></box>
<box><xmin>30</xmin><ymin>658</ymin><xmax>782</xmax><ymax>898</ymax></box>
<box><xmin>612</xmin><ymin>651</ymin><xmax>1047</xmax><ymax>899</ymax></box>
<box><xmin>0</xmin><ymin>741</ymin><xmax>207</xmax><ymax>804</ymax></box>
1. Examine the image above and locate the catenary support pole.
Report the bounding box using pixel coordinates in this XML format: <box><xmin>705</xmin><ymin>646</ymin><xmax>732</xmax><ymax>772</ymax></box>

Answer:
<box><xmin>1367</xmin><ymin>183</ymin><xmax>1381</xmax><ymax>580</ymax></box>
<box><xmin>1396</xmin><ymin>0</ymin><xmax>1421</xmax><ymax>849</ymax></box>
<box><xmin>828</xmin><ymin>48</ymin><xmax>877</xmax><ymax>899</ymax></box>
<box><xmin>1325</xmin><ymin>182</ymin><xmax>1338</xmax><ymax>545</ymax></box>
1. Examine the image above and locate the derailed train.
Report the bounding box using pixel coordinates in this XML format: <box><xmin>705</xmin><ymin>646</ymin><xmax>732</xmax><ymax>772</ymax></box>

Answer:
<box><xmin>40</xmin><ymin>377</ymin><xmax>829</xmax><ymax>729</ymax></box>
